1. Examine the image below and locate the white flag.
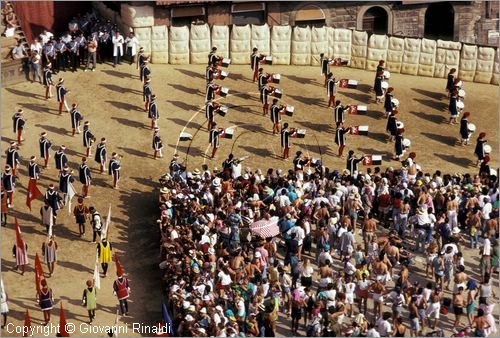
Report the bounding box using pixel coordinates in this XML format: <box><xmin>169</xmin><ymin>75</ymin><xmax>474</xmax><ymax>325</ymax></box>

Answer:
<box><xmin>93</xmin><ymin>254</ymin><xmax>101</xmax><ymax>289</ymax></box>
<box><xmin>102</xmin><ymin>204</ymin><xmax>111</xmax><ymax>238</ymax></box>
<box><xmin>66</xmin><ymin>182</ymin><xmax>77</xmax><ymax>213</ymax></box>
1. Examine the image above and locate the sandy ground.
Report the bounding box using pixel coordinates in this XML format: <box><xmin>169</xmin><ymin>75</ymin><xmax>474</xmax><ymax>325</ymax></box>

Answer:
<box><xmin>1</xmin><ymin>61</ymin><xmax>498</xmax><ymax>337</ymax></box>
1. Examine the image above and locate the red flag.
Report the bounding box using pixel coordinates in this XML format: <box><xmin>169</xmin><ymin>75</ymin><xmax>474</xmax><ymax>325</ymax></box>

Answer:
<box><xmin>115</xmin><ymin>254</ymin><xmax>123</xmax><ymax>277</ymax></box>
<box><xmin>34</xmin><ymin>253</ymin><xmax>44</xmax><ymax>294</ymax></box>
<box><xmin>59</xmin><ymin>303</ymin><xmax>70</xmax><ymax>337</ymax></box>
<box><xmin>23</xmin><ymin>309</ymin><xmax>31</xmax><ymax>337</ymax></box>
<box><xmin>26</xmin><ymin>179</ymin><xmax>42</xmax><ymax>211</ymax></box>
<box><xmin>15</xmin><ymin>217</ymin><xmax>25</xmax><ymax>250</ymax></box>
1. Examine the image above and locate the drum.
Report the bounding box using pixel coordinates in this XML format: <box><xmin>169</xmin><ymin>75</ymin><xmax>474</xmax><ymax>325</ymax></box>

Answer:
<box><xmin>458</xmin><ymin>89</ymin><xmax>466</xmax><ymax>98</ymax></box>
<box><xmin>490</xmin><ymin>168</ymin><xmax>497</xmax><ymax>176</ymax></box>
<box><xmin>273</xmin><ymin>89</ymin><xmax>283</xmax><ymax>99</ymax></box>
<box><xmin>467</xmin><ymin>123</ymin><xmax>476</xmax><ymax>133</ymax></box>
<box><xmin>271</xmin><ymin>73</ymin><xmax>281</xmax><ymax>84</ymax></box>
<box><xmin>219</xmin><ymin>105</ymin><xmax>228</xmax><ymax>117</ymax></box>
<box><xmin>381</xmin><ymin>81</ymin><xmax>389</xmax><ymax>89</ymax></box>
<box><xmin>391</xmin><ymin>98</ymin><xmax>400</xmax><ymax>107</ymax></box>
<box><xmin>224</xmin><ymin>128</ymin><xmax>235</xmax><ymax>139</ymax></box>
<box><xmin>456</xmin><ymin>80</ymin><xmax>463</xmax><ymax>88</ymax></box>
<box><xmin>403</xmin><ymin>139</ymin><xmax>411</xmax><ymax>148</ymax></box>
<box><xmin>219</xmin><ymin>87</ymin><xmax>229</xmax><ymax>97</ymax></box>
<box><xmin>396</xmin><ymin>121</ymin><xmax>404</xmax><ymax>130</ymax></box>
<box><xmin>285</xmin><ymin>105</ymin><xmax>294</xmax><ymax>117</ymax></box>
<box><xmin>264</xmin><ymin>56</ymin><xmax>273</xmax><ymax>65</ymax></box>
<box><xmin>296</xmin><ymin>129</ymin><xmax>306</xmax><ymax>138</ymax></box>
<box><xmin>219</xmin><ymin>71</ymin><xmax>229</xmax><ymax>80</ymax></box>
<box><xmin>456</xmin><ymin>101</ymin><xmax>465</xmax><ymax>110</ymax></box>
<box><xmin>221</xmin><ymin>58</ymin><xmax>231</xmax><ymax>68</ymax></box>
<box><xmin>179</xmin><ymin>132</ymin><xmax>193</xmax><ymax>141</ymax></box>
<box><xmin>484</xmin><ymin>145</ymin><xmax>492</xmax><ymax>154</ymax></box>
<box><xmin>383</xmin><ymin>70</ymin><xmax>391</xmax><ymax>79</ymax></box>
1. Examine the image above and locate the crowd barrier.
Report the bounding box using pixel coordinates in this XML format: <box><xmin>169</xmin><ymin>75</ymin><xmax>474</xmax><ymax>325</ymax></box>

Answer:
<box><xmin>92</xmin><ymin>3</ymin><xmax>499</xmax><ymax>85</ymax></box>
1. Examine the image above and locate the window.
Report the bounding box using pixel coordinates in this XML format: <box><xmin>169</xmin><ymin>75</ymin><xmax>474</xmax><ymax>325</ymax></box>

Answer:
<box><xmin>295</xmin><ymin>5</ymin><xmax>326</xmax><ymax>27</ymax></box>
<box><xmin>425</xmin><ymin>2</ymin><xmax>454</xmax><ymax>40</ymax></box>
<box><xmin>171</xmin><ymin>5</ymin><xmax>206</xmax><ymax>26</ymax></box>
<box><xmin>231</xmin><ymin>2</ymin><xmax>265</xmax><ymax>25</ymax></box>
<box><xmin>362</xmin><ymin>6</ymin><xmax>388</xmax><ymax>34</ymax></box>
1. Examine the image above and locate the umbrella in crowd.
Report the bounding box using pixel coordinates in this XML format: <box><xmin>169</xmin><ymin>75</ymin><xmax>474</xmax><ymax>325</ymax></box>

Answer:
<box><xmin>249</xmin><ymin>217</ymin><xmax>280</xmax><ymax>238</ymax></box>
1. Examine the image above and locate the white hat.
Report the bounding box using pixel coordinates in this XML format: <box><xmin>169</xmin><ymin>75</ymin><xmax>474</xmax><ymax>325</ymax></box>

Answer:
<box><xmin>452</xmin><ymin>227</ymin><xmax>461</xmax><ymax>234</ymax></box>
<box><xmin>200</xmin><ymin>307</ymin><xmax>207</xmax><ymax>314</ymax></box>
<box><xmin>213</xmin><ymin>177</ymin><xmax>221</xmax><ymax>187</ymax></box>
<box><xmin>254</xmin><ymin>251</ymin><xmax>262</xmax><ymax>258</ymax></box>
<box><xmin>185</xmin><ymin>314</ymin><xmax>194</xmax><ymax>321</ymax></box>
<box><xmin>182</xmin><ymin>301</ymin><xmax>191</xmax><ymax>309</ymax></box>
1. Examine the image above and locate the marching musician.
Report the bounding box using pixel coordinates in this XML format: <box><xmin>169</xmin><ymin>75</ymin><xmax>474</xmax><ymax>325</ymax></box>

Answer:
<box><xmin>206</xmin><ymin>100</ymin><xmax>219</xmax><ymax>131</ymax></box>
<box><xmin>250</xmin><ymin>47</ymin><xmax>261</xmax><ymax>82</ymax></box>
<box><xmin>28</xmin><ymin>156</ymin><xmax>40</xmax><ymax>181</ymax></box>
<box><xmin>44</xmin><ymin>184</ymin><xmax>61</xmax><ymax>221</ymax></box>
<box><xmin>386</xmin><ymin>110</ymin><xmax>398</xmax><ymax>142</ymax></box>
<box><xmin>474</xmin><ymin>132</ymin><xmax>487</xmax><ymax>167</ymax></box>
<box><xmin>446</xmin><ymin>68</ymin><xmax>457</xmax><ymax>97</ymax></box>
<box><xmin>206</xmin><ymin>64</ymin><xmax>216</xmax><ymax>84</ymax></box>
<box><xmin>83</xmin><ymin>121</ymin><xmax>96</xmax><ymax>157</ymax></box>
<box><xmin>452</xmin><ymin>77</ymin><xmax>462</xmax><ymax>93</ymax></box>
<box><xmin>281</xmin><ymin>122</ymin><xmax>292</xmax><ymax>159</ymax></box>
<box><xmin>326</xmin><ymin>73</ymin><xmax>338</xmax><ymax>108</ymax></box>
<box><xmin>334</xmin><ymin>100</ymin><xmax>345</xmax><ymax>128</ymax></box>
<box><xmin>43</xmin><ymin>63</ymin><xmax>54</xmax><ymax>99</ymax></box>
<box><xmin>384</xmin><ymin>87</ymin><xmax>394</xmax><ymax>117</ymax></box>
<box><xmin>137</xmin><ymin>47</ymin><xmax>145</xmax><ymax>70</ymax></box>
<box><xmin>459</xmin><ymin>112</ymin><xmax>471</xmax><ymax>146</ymax></box>
<box><xmin>79</xmin><ymin>157</ymin><xmax>92</xmax><ymax>198</ymax></box>
<box><xmin>70</xmin><ymin>103</ymin><xmax>83</xmax><ymax>136</ymax></box>
<box><xmin>208</xmin><ymin>47</ymin><xmax>218</xmax><ymax>66</ymax></box>
<box><xmin>108</xmin><ymin>153</ymin><xmax>121</xmax><ymax>189</ymax></box>
<box><xmin>12</xmin><ymin>109</ymin><xmax>25</xmax><ymax>144</ymax></box>
<box><xmin>374</xmin><ymin>71</ymin><xmax>384</xmax><ymax>103</ymax></box>
<box><xmin>394</xmin><ymin>129</ymin><xmax>405</xmax><ymax>161</ymax></box>
<box><xmin>39</xmin><ymin>132</ymin><xmax>52</xmax><ymax>169</ymax></box>
<box><xmin>95</xmin><ymin>138</ymin><xmax>107</xmax><ymax>174</ymax></box>
<box><xmin>205</xmin><ymin>80</ymin><xmax>219</xmax><ymax>103</ymax></box>
<box><xmin>143</xmin><ymin>78</ymin><xmax>152</xmax><ymax>112</ymax></box>
<box><xmin>270</xmin><ymin>98</ymin><xmax>285</xmax><ymax>135</ymax></box>
<box><xmin>260</xmin><ymin>84</ymin><xmax>272</xmax><ymax>116</ymax></box>
<box><xmin>449</xmin><ymin>90</ymin><xmax>459</xmax><ymax>125</ymax></box>
<box><xmin>140</xmin><ymin>58</ymin><xmax>150</xmax><ymax>83</ymax></box>
<box><xmin>2</xmin><ymin>166</ymin><xmax>15</xmax><ymax>208</ymax></box>
<box><xmin>375</xmin><ymin>60</ymin><xmax>385</xmax><ymax>85</ymax></box>
<box><xmin>209</xmin><ymin>122</ymin><xmax>223</xmax><ymax>159</ymax></box>
<box><xmin>258</xmin><ymin>68</ymin><xmax>270</xmax><ymax>90</ymax></box>
<box><xmin>54</xmin><ymin>145</ymin><xmax>68</xmax><ymax>173</ymax></box>
<box><xmin>347</xmin><ymin>150</ymin><xmax>365</xmax><ymax>177</ymax></box>
<box><xmin>222</xmin><ymin>153</ymin><xmax>235</xmax><ymax>179</ymax></box>
<box><xmin>293</xmin><ymin>151</ymin><xmax>310</xmax><ymax>175</ymax></box>
<box><xmin>152</xmin><ymin>127</ymin><xmax>163</xmax><ymax>160</ymax></box>
<box><xmin>5</xmin><ymin>142</ymin><xmax>20</xmax><ymax>176</ymax></box>
<box><xmin>59</xmin><ymin>165</ymin><xmax>75</xmax><ymax>203</ymax></box>
<box><xmin>148</xmin><ymin>94</ymin><xmax>159</xmax><ymax>130</ymax></box>
<box><xmin>335</xmin><ymin>123</ymin><xmax>350</xmax><ymax>158</ymax></box>
<box><xmin>320</xmin><ymin>53</ymin><xmax>331</xmax><ymax>87</ymax></box>
<box><xmin>56</xmin><ymin>78</ymin><xmax>69</xmax><ymax>115</ymax></box>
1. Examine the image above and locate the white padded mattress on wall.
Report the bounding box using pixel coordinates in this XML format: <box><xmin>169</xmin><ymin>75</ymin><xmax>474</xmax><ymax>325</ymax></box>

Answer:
<box><xmin>211</xmin><ymin>25</ymin><xmax>229</xmax><ymax>58</ymax></box>
<box><xmin>134</xmin><ymin>27</ymin><xmax>151</xmax><ymax>53</ymax></box>
<box><xmin>190</xmin><ymin>24</ymin><xmax>211</xmax><ymax>64</ymax></box>
<box><xmin>230</xmin><ymin>25</ymin><xmax>251</xmax><ymax>64</ymax></box>
<box><xmin>169</xmin><ymin>26</ymin><xmax>190</xmax><ymax>64</ymax></box>
<box><xmin>417</xmin><ymin>38</ymin><xmax>436</xmax><ymax>77</ymax></box>
<box><xmin>270</xmin><ymin>25</ymin><xmax>291</xmax><ymax>65</ymax></box>
<box><xmin>120</xmin><ymin>4</ymin><xmax>154</xmax><ymax>28</ymax></box>
<box><xmin>386</xmin><ymin>36</ymin><xmax>404</xmax><ymax>73</ymax></box>
<box><xmin>310</xmin><ymin>26</ymin><xmax>328</xmax><ymax>66</ymax></box>
<box><xmin>401</xmin><ymin>38</ymin><xmax>421</xmax><ymax>75</ymax></box>
<box><xmin>350</xmin><ymin>30</ymin><xmax>368</xmax><ymax>69</ymax></box>
<box><xmin>251</xmin><ymin>24</ymin><xmax>270</xmax><ymax>55</ymax></box>
<box><xmin>332</xmin><ymin>28</ymin><xmax>351</xmax><ymax>63</ymax></box>
<box><xmin>458</xmin><ymin>44</ymin><xmax>478</xmax><ymax>81</ymax></box>
<box><xmin>434</xmin><ymin>39</ymin><xmax>461</xmax><ymax>78</ymax></box>
<box><xmin>492</xmin><ymin>48</ymin><xmax>499</xmax><ymax>85</ymax></box>
<box><xmin>474</xmin><ymin>47</ymin><xmax>495</xmax><ymax>84</ymax></box>
<box><xmin>151</xmin><ymin>25</ymin><xmax>168</xmax><ymax>64</ymax></box>
<box><xmin>291</xmin><ymin>26</ymin><xmax>311</xmax><ymax>66</ymax></box>
<box><xmin>366</xmin><ymin>34</ymin><xmax>388</xmax><ymax>71</ymax></box>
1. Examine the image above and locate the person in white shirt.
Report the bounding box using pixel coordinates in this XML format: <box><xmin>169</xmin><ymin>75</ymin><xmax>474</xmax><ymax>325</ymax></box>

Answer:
<box><xmin>376</xmin><ymin>313</ymin><xmax>393</xmax><ymax>336</ymax></box>
<box><xmin>112</xmin><ymin>31</ymin><xmax>124</xmax><ymax>67</ymax></box>
<box><xmin>481</xmin><ymin>235</ymin><xmax>491</xmax><ymax>278</ymax></box>
<box><xmin>481</xmin><ymin>196</ymin><xmax>492</xmax><ymax>229</ymax></box>
<box><xmin>30</xmin><ymin>50</ymin><xmax>42</xmax><ymax>83</ymax></box>
<box><xmin>61</xmin><ymin>32</ymin><xmax>72</xmax><ymax>44</ymax></box>
<box><xmin>39</xmin><ymin>30</ymin><xmax>54</xmax><ymax>45</ymax></box>
<box><xmin>11</xmin><ymin>41</ymin><xmax>26</xmax><ymax>60</ymax></box>
<box><xmin>30</xmin><ymin>38</ymin><xmax>42</xmax><ymax>55</ymax></box>
<box><xmin>124</xmin><ymin>31</ymin><xmax>139</xmax><ymax>65</ymax></box>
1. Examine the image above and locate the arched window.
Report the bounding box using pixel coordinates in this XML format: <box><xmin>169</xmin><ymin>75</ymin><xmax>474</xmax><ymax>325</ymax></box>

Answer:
<box><xmin>362</xmin><ymin>6</ymin><xmax>388</xmax><ymax>34</ymax></box>
<box><xmin>295</xmin><ymin>5</ymin><xmax>325</xmax><ymax>27</ymax></box>
<box><xmin>425</xmin><ymin>2</ymin><xmax>454</xmax><ymax>40</ymax></box>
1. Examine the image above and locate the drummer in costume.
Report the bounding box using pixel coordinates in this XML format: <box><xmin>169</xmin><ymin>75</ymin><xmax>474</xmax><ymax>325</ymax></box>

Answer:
<box><xmin>250</xmin><ymin>47</ymin><xmax>261</xmax><ymax>82</ymax></box>
<box><xmin>37</xmin><ymin>279</ymin><xmax>54</xmax><ymax>325</ymax></box>
<box><xmin>281</xmin><ymin>123</ymin><xmax>292</xmax><ymax>159</ymax></box>
<box><xmin>209</xmin><ymin>122</ymin><xmax>223</xmax><ymax>159</ymax></box>
<box><xmin>208</xmin><ymin>46</ymin><xmax>218</xmax><ymax>66</ymax></box>
<box><xmin>449</xmin><ymin>90</ymin><xmax>459</xmax><ymax>124</ymax></box>
<box><xmin>143</xmin><ymin>77</ymin><xmax>152</xmax><ymax>112</ymax></box>
<box><xmin>58</xmin><ymin>165</ymin><xmax>75</xmax><ymax>203</ymax></box>
<box><xmin>79</xmin><ymin>157</ymin><xmax>92</xmax><ymax>198</ymax></box>
<box><xmin>205</xmin><ymin>80</ymin><xmax>219</xmax><ymax>103</ymax></box>
<box><xmin>376</xmin><ymin>60</ymin><xmax>385</xmax><ymax>74</ymax></box>
<box><xmin>148</xmin><ymin>94</ymin><xmax>159</xmax><ymax>129</ymax></box>
<box><xmin>28</xmin><ymin>156</ymin><xmax>40</xmax><ymax>181</ymax></box>
<box><xmin>326</xmin><ymin>73</ymin><xmax>338</xmax><ymax>108</ymax></box>
<box><xmin>206</xmin><ymin>64</ymin><xmax>216</xmax><ymax>84</ymax></box>
<box><xmin>374</xmin><ymin>71</ymin><xmax>384</xmax><ymax>103</ymax></box>
<box><xmin>56</xmin><ymin>78</ymin><xmax>69</xmax><ymax>115</ymax></box>
<box><xmin>54</xmin><ymin>145</ymin><xmax>68</xmax><ymax>173</ymax></box>
<box><xmin>95</xmin><ymin>138</ymin><xmax>107</xmax><ymax>174</ymax></box>
<box><xmin>109</xmin><ymin>152</ymin><xmax>121</xmax><ymax>189</ymax></box>
<box><xmin>384</xmin><ymin>87</ymin><xmax>394</xmax><ymax>117</ymax></box>
<box><xmin>446</xmin><ymin>68</ymin><xmax>457</xmax><ymax>97</ymax></box>
<box><xmin>206</xmin><ymin>100</ymin><xmax>219</xmax><ymax>131</ymax></box>
<box><xmin>347</xmin><ymin>150</ymin><xmax>365</xmax><ymax>177</ymax></box>
<box><xmin>386</xmin><ymin>110</ymin><xmax>398</xmax><ymax>142</ymax></box>
<box><xmin>258</xmin><ymin>68</ymin><xmax>270</xmax><ymax>90</ymax></box>
<box><xmin>320</xmin><ymin>53</ymin><xmax>330</xmax><ymax>87</ymax></box>
<box><xmin>335</xmin><ymin>124</ymin><xmax>350</xmax><ymax>158</ymax></box>
<box><xmin>136</xmin><ymin>47</ymin><xmax>145</xmax><ymax>70</ymax></box>
<box><xmin>459</xmin><ymin>112</ymin><xmax>472</xmax><ymax>146</ymax></box>
<box><xmin>2</xmin><ymin>166</ymin><xmax>15</xmax><ymax>208</ymax></box>
<box><xmin>70</xmin><ymin>103</ymin><xmax>83</xmax><ymax>136</ymax></box>
<box><xmin>152</xmin><ymin>127</ymin><xmax>163</xmax><ymax>159</ymax></box>
<box><xmin>5</xmin><ymin>142</ymin><xmax>20</xmax><ymax>176</ymax></box>
<box><xmin>83</xmin><ymin>121</ymin><xmax>96</xmax><ymax>157</ymax></box>
<box><xmin>140</xmin><ymin>58</ymin><xmax>150</xmax><ymax>83</ymax></box>
<box><xmin>12</xmin><ymin>109</ymin><xmax>25</xmax><ymax>144</ymax></box>
<box><xmin>43</xmin><ymin>63</ymin><xmax>54</xmax><ymax>99</ymax></box>
<box><xmin>44</xmin><ymin>184</ymin><xmax>61</xmax><ymax>221</ymax></box>
<box><xmin>39</xmin><ymin>132</ymin><xmax>52</xmax><ymax>169</ymax></box>
<box><xmin>394</xmin><ymin>129</ymin><xmax>406</xmax><ymax>161</ymax></box>
<box><xmin>334</xmin><ymin>100</ymin><xmax>345</xmax><ymax>127</ymax></box>
<box><xmin>479</xmin><ymin>156</ymin><xmax>491</xmax><ymax>176</ymax></box>
<box><xmin>270</xmin><ymin>98</ymin><xmax>285</xmax><ymax>135</ymax></box>
<box><xmin>474</xmin><ymin>132</ymin><xmax>487</xmax><ymax>166</ymax></box>
<box><xmin>260</xmin><ymin>84</ymin><xmax>272</xmax><ymax>116</ymax></box>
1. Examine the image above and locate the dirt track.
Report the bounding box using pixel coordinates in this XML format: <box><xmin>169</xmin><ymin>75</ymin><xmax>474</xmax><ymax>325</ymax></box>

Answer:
<box><xmin>1</xmin><ymin>61</ymin><xmax>498</xmax><ymax>336</ymax></box>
